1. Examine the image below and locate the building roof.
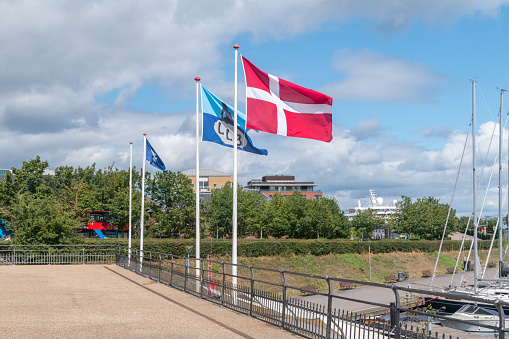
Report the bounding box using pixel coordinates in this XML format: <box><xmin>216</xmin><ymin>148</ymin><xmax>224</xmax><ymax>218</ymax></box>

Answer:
<box><xmin>182</xmin><ymin>169</ymin><xmax>231</xmax><ymax>177</ymax></box>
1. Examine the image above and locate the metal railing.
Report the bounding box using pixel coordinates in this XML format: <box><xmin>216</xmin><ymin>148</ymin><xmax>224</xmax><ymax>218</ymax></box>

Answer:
<box><xmin>116</xmin><ymin>246</ymin><xmax>509</xmax><ymax>339</ymax></box>
<box><xmin>0</xmin><ymin>244</ymin><xmax>117</xmax><ymax>265</ymax></box>
<box><xmin>2</xmin><ymin>244</ymin><xmax>508</xmax><ymax>338</ymax></box>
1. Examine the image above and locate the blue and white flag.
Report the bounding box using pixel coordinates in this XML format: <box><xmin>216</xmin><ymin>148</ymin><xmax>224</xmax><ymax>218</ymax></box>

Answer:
<box><xmin>146</xmin><ymin>139</ymin><xmax>167</xmax><ymax>172</ymax></box>
<box><xmin>201</xmin><ymin>86</ymin><xmax>268</xmax><ymax>156</ymax></box>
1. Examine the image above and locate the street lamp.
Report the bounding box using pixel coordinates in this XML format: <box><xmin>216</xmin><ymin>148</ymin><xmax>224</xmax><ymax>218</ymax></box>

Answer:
<box><xmin>368</xmin><ymin>239</ymin><xmax>372</xmax><ymax>281</ymax></box>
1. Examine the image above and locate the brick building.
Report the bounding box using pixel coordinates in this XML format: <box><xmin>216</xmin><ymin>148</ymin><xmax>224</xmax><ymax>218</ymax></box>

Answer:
<box><xmin>182</xmin><ymin>169</ymin><xmax>232</xmax><ymax>193</ymax></box>
<box><xmin>245</xmin><ymin>174</ymin><xmax>322</xmax><ymax>200</ymax></box>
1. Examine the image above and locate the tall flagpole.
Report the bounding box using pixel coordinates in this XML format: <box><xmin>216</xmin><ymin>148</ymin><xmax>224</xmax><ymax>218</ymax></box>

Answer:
<box><xmin>140</xmin><ymin>133</ymin><xmax>147</xmax><ymax>272</ymax></box>
<box><xmin>128</xmin><ymin>141</ymin><xmax>133</xmax><ymax>267</ymax></box>
<box><xmin>232</xmin><ymin>44</ymin><xmax>239</xmax><ymax>291</ymax></box>
<box><xmin>195</xmin><ymin>76</ymin><xmax>201</xmax><ymax>286</ymax></box>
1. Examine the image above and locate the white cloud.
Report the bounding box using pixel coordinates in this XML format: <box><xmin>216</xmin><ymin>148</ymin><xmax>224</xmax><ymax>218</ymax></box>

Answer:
<box><xmin>323</xmin><ymin>49</ymin><xmax>445</xmax><ymax>103</ymax></box>
<box><xmin>1</xmin><ymin>0</ymin><xmax>509</xmax><ymax>218</ymax></box>
<box><xmin>351</xmin><ymin>118</ymin><xmax>383</xmax><ymax>140</ymax></box>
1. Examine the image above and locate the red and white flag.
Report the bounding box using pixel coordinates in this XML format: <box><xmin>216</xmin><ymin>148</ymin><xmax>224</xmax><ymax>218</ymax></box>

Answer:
<box><xmin>242</xmin><ymin>56</ymin><xmax>333</xmax><ymax>142</ymax></box>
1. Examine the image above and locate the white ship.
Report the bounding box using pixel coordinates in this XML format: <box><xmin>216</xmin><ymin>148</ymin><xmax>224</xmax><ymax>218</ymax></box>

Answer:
<box><xmin>344</xmin><ymin>189</ymin><xmax>398</xmax><ymax>221</ymax></box>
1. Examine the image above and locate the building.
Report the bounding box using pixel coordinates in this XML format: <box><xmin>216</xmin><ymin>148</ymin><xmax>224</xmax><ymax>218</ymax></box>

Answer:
<box><xmin>245</xmin><ymin>174</ymin><xmax>322</xmax><ymax>200</ymax></box>
<box><xmin>182</xmin><ymin>169</ymin><xmax>233</xmax><ymax>193</ymax></box>
<box><xmin>0</xmin><ymin>169</ymin><xmax>11</xmax><ymax>181</ymax></box>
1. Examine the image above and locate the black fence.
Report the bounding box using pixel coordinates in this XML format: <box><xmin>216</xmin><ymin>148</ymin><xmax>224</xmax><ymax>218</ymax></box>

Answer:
<box><xmin>116</xmin><ymin>246</ymin><xmax>509</xmax><ymax>339</ymax></box>
<box><xmin>0</xmin><ymin>244</ymin><xmax>116</xmax><ymax>265</ymax></box>
<box><xmin>1</xmin><ymin>244</ymin><xmax>507</xmax><ymax>338</ymax></box>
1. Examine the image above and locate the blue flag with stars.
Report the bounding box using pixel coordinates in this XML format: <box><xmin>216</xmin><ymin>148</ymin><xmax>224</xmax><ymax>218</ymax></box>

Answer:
<box><xmin>146</xmin><ymin>139</ymin><xmax>167</xmax><ymax>172</ymax></box>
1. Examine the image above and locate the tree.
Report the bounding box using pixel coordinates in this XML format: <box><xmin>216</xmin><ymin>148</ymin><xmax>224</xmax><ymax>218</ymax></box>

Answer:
<box><xmin>0</xmin><ymin>156</ymin><xmax>49</xmax><ymax>207</ymax></box>
<box><xmin>315</xmin><ymin>197</ymin><xmax>350</xmax><ymax>239</ymax></box>
<box><xmin>394</xmin><ymin>195</ymin><xmax>456</xmax><ymax>239</ymax></box>
<box><xmin>147</xmin><ymin>171</ymin><xmax>195</xmax><ymax>238</ymax></box>
<box><xmin>1</xmin><ymin>188</ymin><xmax>81</xmax><ymax>244</ymax></box>
<box><xmin>238</xmin><ymin>189</ymin><xmax>266</xmax><ymax>238</ymax></box>
<box><xmin>351</xmin><ymin>209</ymin><xmax>383</xmax><ymax>239</ymax></box>
<box><xmin>283</xmin><ymin>191</ymin><xmax>308</xmax><ymax>238</ymax></box>
<box><xmin>207</xmin><ymin>183</ymin><xmax>233</xmax><ymax>239</ymax></box>
<box><xmin>262</xmin><ymin>194</ymin><xmax>290</xmax><ymax>239</ymax></box>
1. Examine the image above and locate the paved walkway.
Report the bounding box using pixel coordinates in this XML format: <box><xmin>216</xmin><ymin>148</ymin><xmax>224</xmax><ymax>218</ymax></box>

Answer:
<box><xmin>301</xmin><ymin>267</ymin><xmax>499</xmax><ymax>314</ymax></box>
<box><xmin>0</xmin><ymin>265</ymin><xmax>296</xmax><ymax>338</ymax></box>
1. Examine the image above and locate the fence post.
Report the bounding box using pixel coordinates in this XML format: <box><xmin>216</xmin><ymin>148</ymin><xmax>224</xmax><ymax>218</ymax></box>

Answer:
<box><xmin>199</xmin><ymin>259</ymin><xmax>204</xmax><ymax>299</ymax></box>
<box><xmin>221</xmin><ymin>262</ymin><xmax>226</xmax><ymax>307</ymax></box>
<box><xmin>170</xmin><ymin>255</ymin><xmax>174</xmax><ymax>287</ymax></box>
<box><xmin>14</xmin><ymin>245</ymin><xmax>16</xmax><ymax>265</ymax></box>
<box><xmin>82</xmin><ymin>246</ymin><xmax>85</xmax><ymax>265</ymax></box>
<box><xmin>249</xmin><ymin>266</ymin><xmax>254</xmax><ymax>317</ymax></box>
<box><xmin>390</xmin><ymin>285</ymin><xmax>401</xmax><ymax>339</ymax></box>
<box><xmin>184</xmin><ymin>255</ymin><xmax>188</xmax><ymax>293</ymax></box>
<box><xmin>149</xmin><ymin>252</ymin><xmax>152</xmax><ymax>279</ymax></box>
<box><xmin>48</xmin><ymin>246</ymin><xmax>51</xmax><ymax>265</ymax></box>
<box><xmin>158</xmin><ymin>253</ymin><xmax>161</xmax><ymax>284</ymax></box>
<box><xmin>326</xmin><ymin>276</ymin><xmax>332</xmax><ymax>338</ymax></box>
<box><xmin>281</xmin><ymin>270</ymin><xmax>287</xmax><ymax>329</ymax></box>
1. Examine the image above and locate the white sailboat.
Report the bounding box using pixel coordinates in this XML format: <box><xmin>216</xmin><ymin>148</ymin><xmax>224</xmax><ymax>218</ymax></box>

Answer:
<box><xmin>437</xmin><ymin>83</ymin><xmax>509</xmax><ymax>332</ymax></box>
<box><xmin>441</xmin><ymin>304</ymin><xmax>507</xmax><ymax>333</ymax></box>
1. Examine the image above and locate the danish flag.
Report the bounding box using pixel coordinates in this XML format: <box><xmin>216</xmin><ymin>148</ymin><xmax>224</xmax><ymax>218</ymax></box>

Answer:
<box><xmin>242</xmin><ymin>56</ymin><xmax>333</xmax><ymax>142</ymax></box>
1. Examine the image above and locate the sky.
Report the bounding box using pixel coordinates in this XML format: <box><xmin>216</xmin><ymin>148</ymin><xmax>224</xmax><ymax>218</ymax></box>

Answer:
<box><xmin>2</xmin><ymin>0</ymin><xmax>509</xmax><ymax>217</ymax></box>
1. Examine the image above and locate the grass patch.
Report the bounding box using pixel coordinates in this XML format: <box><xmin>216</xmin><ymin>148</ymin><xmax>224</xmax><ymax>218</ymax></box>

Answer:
<box><xmin>210</xmin><ymin>250</ymin><xmax>492</xmax><ymax>295</ymax></box>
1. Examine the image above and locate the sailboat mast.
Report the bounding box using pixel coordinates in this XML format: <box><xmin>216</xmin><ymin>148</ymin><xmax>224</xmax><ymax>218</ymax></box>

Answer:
<box><xmin>499</xmin><ymin>89</ymin><xmax>504</xmax><ymax>274</ymax></box>
<box><xmin>473</xmin><ymin>80</ymin><xmax>478</xmax><ymax>293</ymax></box>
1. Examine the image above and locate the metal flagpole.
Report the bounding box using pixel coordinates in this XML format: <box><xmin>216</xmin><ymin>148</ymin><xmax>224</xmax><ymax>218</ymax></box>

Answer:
<box><xmin>232</xmin><ymin>44</ymin><xmax>239</xmax><ymax>294</ymax></box>
<box><xmin>140</xmin><ymin>133</ymin><xmax>147</xmax><ymax>272</ymax></box>
<box><xmin>195</xmin><ymin>76</ymin><xmax>201</xmax><ymax>288</ymax></box>
<box><xmin>128</xmin><ymin>141</ymin><xmax>133</xmax><ymax>267</ymax></box>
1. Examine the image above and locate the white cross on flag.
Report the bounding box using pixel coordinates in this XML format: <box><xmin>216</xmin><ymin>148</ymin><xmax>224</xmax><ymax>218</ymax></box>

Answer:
<box><xmin>242</xmin><ymin>56</ymin><xmax>333</xmax><ymax>142</ymax></box>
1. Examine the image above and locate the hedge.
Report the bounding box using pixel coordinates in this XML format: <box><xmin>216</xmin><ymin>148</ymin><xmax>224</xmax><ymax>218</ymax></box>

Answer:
<box><xmin>80</xmin><ymin>238</ymin><xmax>495</xmax><ymax>258</ymax></box>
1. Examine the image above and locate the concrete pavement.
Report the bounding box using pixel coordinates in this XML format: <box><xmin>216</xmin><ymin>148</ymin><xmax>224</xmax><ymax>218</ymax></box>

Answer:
<box><xmin>301</xmin><ymin>267</ymin><xmax>499</xmax><ymax>315</ymax></box>
<box><xmin>0</xmin><ymin>265</ymin><xmax>296</xmax><ymax>338</ymax></box>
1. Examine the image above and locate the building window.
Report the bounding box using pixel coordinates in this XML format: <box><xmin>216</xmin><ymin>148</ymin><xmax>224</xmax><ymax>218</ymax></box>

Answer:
<box><xmin>270</xmin><ymin>186</ymin><xmax>275</xmax><ymax>191</ymax></box>
<box><xmin>199</xmin><ymin>181</ymin><xmax>208</xmax><ymax>190</ymax></box>
<box><xmin>213</xmin><ymin>183</ymin><xmax>217</xmax><ymax>188</ymax></box>
<box><xmin>192</xmin><ymin>183</ymin><xmax>195</xmax><ymax>188</ymax></box>
<box><xmin>314</xmin><ymin>195</ymin><xmax>321</xmax><ymax>200</ymax></box>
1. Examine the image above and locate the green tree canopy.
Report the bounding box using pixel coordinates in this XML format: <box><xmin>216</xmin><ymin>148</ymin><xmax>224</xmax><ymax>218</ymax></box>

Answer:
<box><xmin>1</xmin><ymin>188</ymin><xmax>81</xmax><ymax>244</ymax></box>
<box><xmin>147</xmin><ymin>171</ymin><xmax>196</xmax><ymax>238</ymax></box>
<box><xmin>351</xmin><ymin>209</ymin><xmax>383</xmax><ymax>239</ymax></box>
<box><xmin>394</xmin><ymin>195</ymin><xmax>456</xmax><ymax>239</ymax></box>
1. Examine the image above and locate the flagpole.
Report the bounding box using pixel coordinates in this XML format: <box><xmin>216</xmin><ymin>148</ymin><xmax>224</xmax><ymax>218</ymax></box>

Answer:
<box><xmin>232</xmin><ymin>44</ymin><xmax>239</xmax><ymax>293</ymax></box>
<box><xmin>140</xmin><ymin>133</ymin><xmax>147</xmax><ymax>272</ymax></box>
<box><xmin>195</xmin><ymin>76</ymin><xmax>201</xmax><ymax>288</ymax></box>
<box><xmin>128</xmin><ymin>141</ymin><xmax>133</xmax><ymax>267</ymax></box>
